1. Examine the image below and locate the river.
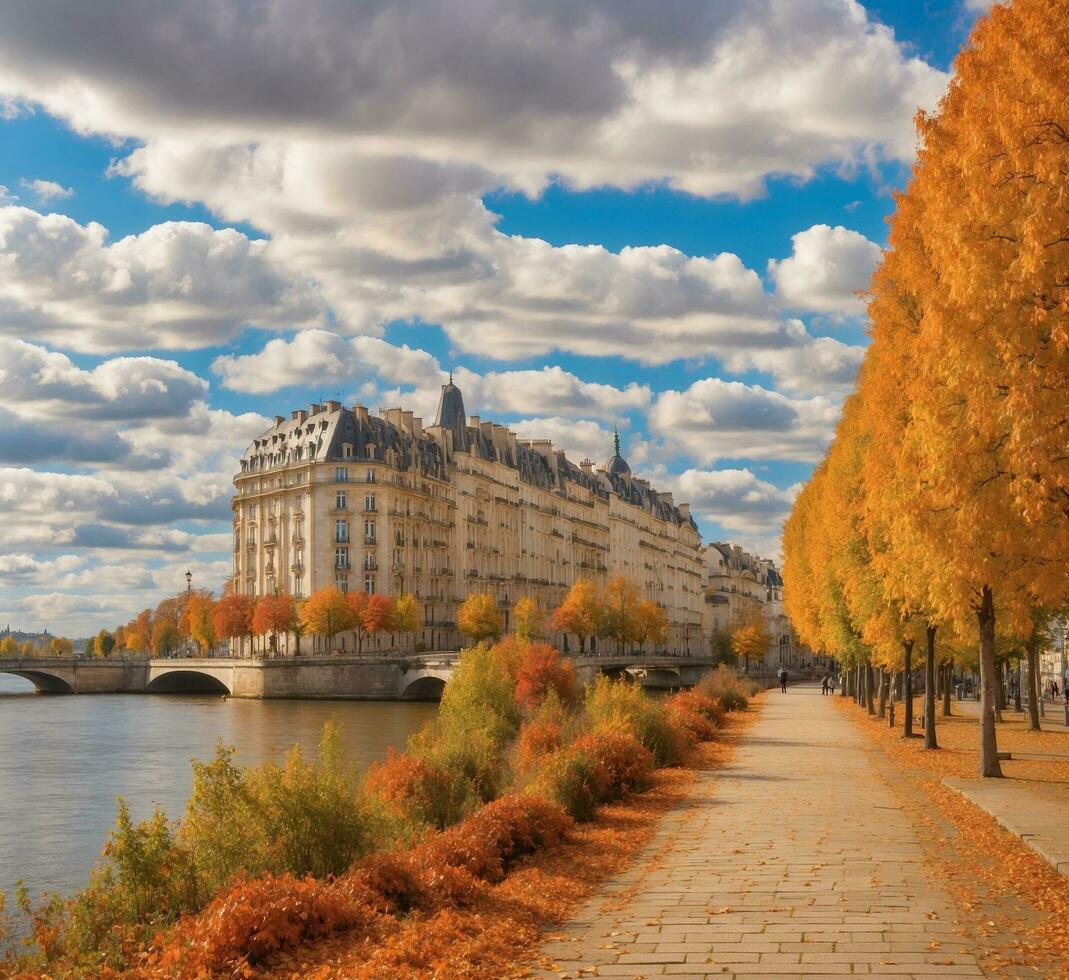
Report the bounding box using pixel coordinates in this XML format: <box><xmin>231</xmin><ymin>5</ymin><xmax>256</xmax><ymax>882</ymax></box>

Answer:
<box><xmin>0</xmin><ymin>674</ymin><xmax>437</xmax><ymax>909</ymax></box>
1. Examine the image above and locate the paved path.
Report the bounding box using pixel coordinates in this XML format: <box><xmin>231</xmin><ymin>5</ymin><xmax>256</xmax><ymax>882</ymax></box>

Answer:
<box><xmin>536</xmin><ymin>685</ymin><xmax>985</xmax><ymax>978</ymax></box>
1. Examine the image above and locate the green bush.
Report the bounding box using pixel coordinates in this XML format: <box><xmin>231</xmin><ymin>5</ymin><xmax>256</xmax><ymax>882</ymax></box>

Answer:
<box><xmin>582</xmin><ymin>675</ymin><xmax>684</xmax><ymax>766</ymax></box>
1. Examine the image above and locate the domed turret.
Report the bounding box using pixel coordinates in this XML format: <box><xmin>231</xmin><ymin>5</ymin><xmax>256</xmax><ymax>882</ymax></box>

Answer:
<box><xmin>435</xmin><ymin>372</ymin><xmax>467</xmax><ymax>451</ymax></box>
<box><xmin>604</xmin><ymin>426</ymin><xmax>631</xmax><ymax>477</ymax></box>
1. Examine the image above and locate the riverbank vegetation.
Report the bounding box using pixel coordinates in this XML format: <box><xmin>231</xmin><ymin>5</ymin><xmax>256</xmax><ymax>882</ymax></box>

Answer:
<box><xmin>0</xmin><ymin>646</ymin><xmax>758</xmax><ymax>977</ymax></box>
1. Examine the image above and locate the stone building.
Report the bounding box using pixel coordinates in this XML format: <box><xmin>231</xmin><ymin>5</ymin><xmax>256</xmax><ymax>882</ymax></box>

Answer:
<box><xmin>231</xmin><ymin>379</ymin><xmax>704</xmax><ymax>654</ymax></box>
<box><xmin>701</xmin><ymin>542</ymin><xmax>805</xmax><ymax>671</ymax></box>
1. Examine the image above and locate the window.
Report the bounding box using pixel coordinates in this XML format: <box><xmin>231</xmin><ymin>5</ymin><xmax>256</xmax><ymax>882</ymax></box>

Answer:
<box><xmin>336</xmin><ymin>490</ymin><xmax>347</xmax><ymax>510</ymax></box>
<box><xmin>364</xmin><ymin>521</ymin><xmax>376</xmax><ymax>543</ymax></box>
<box><xmin>343</xmin><ymin>444</ymin><xmax>353</xmax><ymax>458</ymax></box>
<box><xmin>335</xmin><ymin>548</ymin><xmax>349</xmax><ymax>569</ymax></box>
<box><xmin>335</xmin><ymin>466</ymin><xmax>348</xmax><ymax>482</ymax></box>
<box><xmin>335</xmin><ymin>577</ymin><xmax>349</xmax><ymax>593</ymax></box>
<box><xmin>335</xmin><ymin>519</ymin><xmax>348</xmax><ymax>543</ymax></box>
<box><xmin>364</xmin><ymin>492</ymin><xmax>376</xmax><ymax>512</ymax></box>
<box><xmin>364</xmin><ymin>553</ymin><xmax>376</xmax><ymax>570</ymax></box>
<box><xmin>365</xmin><ymin>575</ymin><xmax>376</xmax><ymax>594</ymax></box>
<box><xmin>366</xmin><ymin>469</ymin><xmax>375</xmax><ymax>484</ymax></box>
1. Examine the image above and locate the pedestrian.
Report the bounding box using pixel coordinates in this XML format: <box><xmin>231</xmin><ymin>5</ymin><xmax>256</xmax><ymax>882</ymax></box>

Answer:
<box><xmin>779</xmin><ymin>666</ymin><xmax>788</xmax><ymax>693</ymax></box>
<box><xmin>821</xmin><ymin>673</ymin><xmax>830</xmax><ymax>695</ymax></box>
<box><xmin>1053</xmin><ymin>681</ymin><xmax>1061</xmax><ymax>700</ymax></box>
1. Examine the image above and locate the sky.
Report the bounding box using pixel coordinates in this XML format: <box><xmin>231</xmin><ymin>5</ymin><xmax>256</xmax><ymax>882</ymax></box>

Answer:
<box><xmin>0</xmin><ymin>0</ymin><xmax>991</xmax><ymax>637</ymax></box>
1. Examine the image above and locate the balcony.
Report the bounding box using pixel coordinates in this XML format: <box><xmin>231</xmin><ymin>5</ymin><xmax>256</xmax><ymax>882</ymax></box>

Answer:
<box><xmin>364</xmin><ymin>535</ymin><xmax>376</xmax><ymax>545</ymax></box>
<box><xmin>364</xmin><ymin>560</ymin><xmax>379</xmax><ymax>572</ymax></box>
<box><xmin>334</xmin><ymin>534</ymin><xmax>349</xmax><ymax>544</ymax></box>
<box><xmin>335</xmin><ymin>561</ymin><xmax>351</xmax><ymax>571</ymax></box>
<box><xmin>290</xmin><ymin>562</ymin><xmax>304</xmax><ymax>574</ymax></box>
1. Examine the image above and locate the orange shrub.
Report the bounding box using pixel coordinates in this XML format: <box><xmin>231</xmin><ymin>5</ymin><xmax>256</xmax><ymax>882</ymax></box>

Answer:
<box><xmin>669</xmin><ymin>689</ymin><xmax>726</xmax><ymax>727</ymax></box>
<box><xmin>667</xmin><ymin>704</ymin><xmax>718</xmax><ymax>745</ymax></box>
<box><xmin>515</xmin><ymin>643</ymin><xmax>578</xmax><ymax>709</ymax></box>
<box><xmin>162</xmin><ymin>873</ymin><xmax>374</xmax><ymax>975</ymax></box>
<box><xmin>516</xmin><ymin>717</ymin><xmax>564</xmax><ymax>772</ymax></box>
<box><xmin>365</xmin><ymin>749</ymin><xmax>472</xmax><ymax>829</ymax></box>
<box><xmin>413</xmin><ymin>794</ymin><xmax>573</xmax><ymax>883</ymax></box>
<box><xmin>570</xmin><ymin>731</ymin><xmax>652</xmax><ymax>797</ymax></box>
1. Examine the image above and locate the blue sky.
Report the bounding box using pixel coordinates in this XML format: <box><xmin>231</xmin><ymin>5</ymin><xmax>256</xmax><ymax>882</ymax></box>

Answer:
<box><xmin>0</xmin><ymin>0</ymin><xmax>987</xmax><ymax>634</ymax></box>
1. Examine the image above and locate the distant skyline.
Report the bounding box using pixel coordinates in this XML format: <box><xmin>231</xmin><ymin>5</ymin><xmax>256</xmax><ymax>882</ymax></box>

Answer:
<box><xmin>0</xmin><ymin>0</ymin><xmax>989</xmax><ymax>635</ymax></box>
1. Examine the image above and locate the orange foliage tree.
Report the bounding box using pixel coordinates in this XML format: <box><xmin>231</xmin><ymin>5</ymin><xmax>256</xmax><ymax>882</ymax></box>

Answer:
<box><xmin>514</xmin><ymin>643</ymin><xmax>578</xmax><ymax>710</ymax></box>
<box><xmin>212</xmin><ymin>593</ymin><xmax>255</xmax><ymax>658</ymax></box>
<box><xmin>549</xmin><ymin>579</ymin><xmax>602</xmax><ymax>654</ymax></box>
<box><xmin>252</xmin><ymin>594</ymin><xmax>298</xmax><ymax>656</ymax></box>
<box><xmin>300</xmin><ymin>587</ymin><xmax>356</xmax><ymax>654</ymax></box>
<box><xmin>361</xmin><ymin>594</ymin><xmax>395</xmax><ymax>651</ymax></box>
<box><xmin>635</xmin><ymin>600</ymin><xmax>668</xmax><ymax>653</ymax></box>
<box><xmin>600</xmin><ymin>575</ymin><xmax>642</xmax><ymax>653</ymax></box>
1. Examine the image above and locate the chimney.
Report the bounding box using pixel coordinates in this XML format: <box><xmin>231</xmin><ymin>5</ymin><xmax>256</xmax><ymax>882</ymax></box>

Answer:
<box><xmin>273</xmin><ymin>415</ymin><xmax>285</xmax><ymax>426</ymax></box>
<box><xmin>324</xmin><ymin>399</ymin><xmax>341</xmax><ymax>413</ymax></box>
<box><xmin>678</xmin><ymin>502</ymin><xmax>691</xmax><ymax>519</ymax></box>
<box><xmin>401</xmin><ymin>410</ymin><xmax>414</xmax><ymax>434</ymax></box>
<box><xmin>580</xmin><ymin>459</ymin><xmax>594</xmax><ymax>476</ymax></box>
<box><xmin>354</xmin><ymin>404</ymin><xmax>370</xmax><ymax>423</ymax></box>
<box><xmin>309</xmin><ymin>403</ymin><xmax>322</xmax><ymax>416</ymax></box>
<box><xmin>411</xmin><ymin>416</ymin><xmax>423</xmax><ymax>436</ymax></box>
<box><xmin>291</xmin><ymin>409</ymin><xmax>307</xmax><ymax>423</ymax></box>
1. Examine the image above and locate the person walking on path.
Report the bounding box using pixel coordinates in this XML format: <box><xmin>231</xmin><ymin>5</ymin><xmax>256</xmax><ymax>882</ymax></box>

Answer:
<box><xmin>820</xmin><ymin>672</ymin><xmax>830</xmax><ymax>695</ymax></box>
<box><xmin>779</xmin><ymin>666</ymin><xmax>788</xmax><ymax>693</ymax></box>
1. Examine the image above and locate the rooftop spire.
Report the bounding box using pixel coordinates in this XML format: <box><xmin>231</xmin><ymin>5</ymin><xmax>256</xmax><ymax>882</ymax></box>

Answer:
<box><xmin>613</xmin><ymin>424</ymin><xmax>620</xmax><ymax>456</ymax></box>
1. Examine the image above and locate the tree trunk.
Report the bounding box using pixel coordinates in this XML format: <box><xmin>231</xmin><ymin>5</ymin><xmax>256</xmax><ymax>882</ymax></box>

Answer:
<box><xmin>877</xmin><ymin>669</ymin><xmax>888</xmax><ymax>719</ymax></box>
<box><xmin>976</xmin><ymin>584</ymin><xmax>1003</xmax><ymax>778</ymax></box>
<box><xmin>865</xmin><ymin>662</ymin><xmax>875</xmax><ymax>715</ymax></box>
<box><xmin>1026</xmin><ymin>640</ymin><xmax>1042</xmax><ymax>732</ymax></box>
<box><xmin>902</xmin><ymin>640</ymin><xmax>914</xmax><ymax>738</ymax></box>
<box><xmin>923</xmin><ymin>624</ymin><xmax>938</xmax><ymax>750</ymax></box>
<box><xmin>941</xmin><ymin>662</ymin><xmax>952</xmax><ymax>717</ymax></box>
<box><xmin>993</xmin><ymin>664</ymin><xmax>1005</xmax><ymax>723</ymax></box>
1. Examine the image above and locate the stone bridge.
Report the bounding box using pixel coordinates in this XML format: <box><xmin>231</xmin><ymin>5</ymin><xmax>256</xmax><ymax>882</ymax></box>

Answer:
<box><xmin>0</xmin><ymin>652</ymin><xmax>732</xmax><ymax>700</ymax></box>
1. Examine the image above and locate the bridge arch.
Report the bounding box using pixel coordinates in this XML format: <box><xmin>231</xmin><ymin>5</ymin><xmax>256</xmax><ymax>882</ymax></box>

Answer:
<box><xmin>145</xmin><ymin>669</ymin><xmax>231</xmax><ymax>695</ymax></box>
<box><xmin>0</xmin><ymin>669</ymin><xmax>75</xmax><ymax>694</ymax></box>
<box><xmin>399</xmin><ymin>674</ymin><xmax>448</xmax><ymax>701</ymax></box>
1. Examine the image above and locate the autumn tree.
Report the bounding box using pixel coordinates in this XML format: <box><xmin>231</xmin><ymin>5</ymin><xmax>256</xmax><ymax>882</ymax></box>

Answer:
<box><xmin>50</xmin><ymin>636</ymin><xmax>73</xmax><ymax>657</ymax></box>
<box><xmin>95</xmin><ymin>629</ymin><xmax>116</xmax><ymax>659</ymax></box>
<box><xmin>185</xmin><ymin>594</ymin><xmax>217</xmax><ymax>655</ymax></box>
<box><xmin>600</xmin><ymin>575</ymin><xmax>643</xmax><ymax>653</ymax></box>
<box><xmin>125</xmin><ymin>609</ymin><xmax>153</xmax><ymax>657</ymax></box>
<box><xmin>515</xmin><ymin>643</ymin><xmax>578</xmax><ymax>710</ymax></box>
<box><xmin>457</xmin><ymin>592</ymin><xmax>502</xmax><ymax>644</ymax></box>
<box><xmin>251</xmin><ymin>594</ymin><xmax>297</xmax><ymax>656</ymax></box>
<box><xmin>361</xmin><ymin>594</ymin><xmax>396</xmax><ymax>651</ymax></box>
<box><xmin>300</xmin><ymin>587</ymin><xmax>355</xmax><ymax>654</ymax></box>
<box><xmin>549</xmin><ymin>579</ymin><xmax>602</xmax><ymax>654</ymax></box>
<box><xmin>150</xmin><ymin>617</ymin><xmax>181</xmax><ymax>657</ymax></box>
<box><xmin>512</xmin><ymin>596</ymin><xmax>545</xmax><ymax>642</ymax></box>
<box><xmin>212</xmin><ymin>593</ymin><xmax>255</xmax><ymax>658</ymax></box>
<box><xmin>0</xmin><ymin>636</ymin><xmax>14</xmax><ymax>657</ymax></box>
<box><xmin>391</xmin><ymin>593</ymin><xmax>421</xmax><ymax>652</ymax></box>
<box><xmin>730</xmin><ymin>606</ymin><xmax>772</xmax><ymax>673</ymax></box>
<box><xmin>345</xmin><ymin>590</ymin><xmax>370</xmax><ymax>653</ymax></box>
<box><xmin>635</xmin><ymin>600</ymin><xmax>669</xmax><ymax>652</ymax></box>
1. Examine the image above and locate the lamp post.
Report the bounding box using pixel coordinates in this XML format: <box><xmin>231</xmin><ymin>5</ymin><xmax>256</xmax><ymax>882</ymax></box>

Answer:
<box><xmin>1061</xmin><ymin>624</ymin><xmax>1068</xmax><ymax>727</ymax></box>
<box><xmin>503</xmin><ymin>591</ymin><xmax>510</xmax><ymax>633</ymax></box>
<box><xmin>185</xmin><ymin>570</ymin><xmax>193</xmax><ymax>658</ymax></box>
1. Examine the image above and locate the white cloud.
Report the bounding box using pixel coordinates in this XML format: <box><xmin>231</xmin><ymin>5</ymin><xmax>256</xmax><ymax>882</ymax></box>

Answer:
<box><xmin>650</xmin><ymin>378</ymin><xmax>840</xmax><ymax>464</ymax></box>
<box><xmin>507</xmin><ymin>417</ymin><xmax>616</xmax><ymax>466</ymax></box>
<box><xmin>668</xmin><ymin>467</ymin><xmax>799</xmax><ymax>540</ymax></box>
<box><xmin>19</xmin><ymin>177</ymin><xmax>73</xmax><ymax>202</ymax></box>
<box><xmin>0</xmin><ymin>1</ymin><xmax>946</xmax><ymax>199</ymax></box>
<box><xmin>0</xmin><ymin>207</ymin><xmax>325</xmax><ymax>352</ymax></box>
<box><xmin>213</xmin><ymin>330</ymin><xmax>650</xmax><ymax>422</ymax></box>
<box><xmin>769</xmin><ymin>224</ymin><xmax>881</xmax><ymax>315</ymax></box>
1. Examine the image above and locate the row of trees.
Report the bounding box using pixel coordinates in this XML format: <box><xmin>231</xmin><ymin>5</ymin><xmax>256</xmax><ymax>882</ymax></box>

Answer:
<box><xmin>782</xmin><ymin>0</ymin><xmax>1068</xmax><ymax>777</ymax></box>
<box><xmin>0</xmin><ymin>635</ymin><xmax>74</xmax><ymax>658</ymax></box>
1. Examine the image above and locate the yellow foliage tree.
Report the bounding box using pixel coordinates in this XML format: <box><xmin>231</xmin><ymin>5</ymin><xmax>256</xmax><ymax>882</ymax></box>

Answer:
<box><xmin>600</xmin><ymin>575</ymin><xmax>643</xmax><ymax>652</ymax></box>
<box><xmin>549</xmin><ymin>579</ymin><xmax>603</xmax><ymax>654</ymax></box>
<box><xmin>456</xmin><ymin>592</ymin><xmax>502</xmax><ymax>643</ymax></box>
<box><xmin>729</xmin><ymin>606</ymin><xmax>771</xmax><ymax>673</ymax></box>
<box><xmin>299</xmin><ymin>587</ymin><xmax>356</xmax><ymax>654</ymax></box>
<box><xmin>511</xmin><ymin>596</ymin><xmax>544</xmax><ymax>642</ymax></box>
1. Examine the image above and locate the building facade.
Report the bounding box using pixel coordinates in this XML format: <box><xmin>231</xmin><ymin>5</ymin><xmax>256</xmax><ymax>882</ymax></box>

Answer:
<box><xmin>231</xmin><ymin>380</ymin><xmax>704</xmax><ymax>654</ymax></box>
<box><xmin>701</xmin><ymin>542</ymin><xmax>815</xmax><ymax>672</ymax></box>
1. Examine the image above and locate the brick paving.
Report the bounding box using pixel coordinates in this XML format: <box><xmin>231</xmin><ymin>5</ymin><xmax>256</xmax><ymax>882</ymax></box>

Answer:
<box><xmin>534</xmin><ymin>685</ymin><xmax>987</xmax><ymax>979</ymax></box>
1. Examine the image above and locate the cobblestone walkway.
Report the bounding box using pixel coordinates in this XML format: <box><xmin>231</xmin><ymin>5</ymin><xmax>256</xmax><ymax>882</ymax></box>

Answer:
<box><xmin>535</xmin><ymin>686</ymin><xmax>986</xmax><ymax>978</ymax></box>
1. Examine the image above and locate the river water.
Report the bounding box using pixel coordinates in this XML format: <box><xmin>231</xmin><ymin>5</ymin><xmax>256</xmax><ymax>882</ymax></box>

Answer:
<box><xmin>0</xmin><ymin>674</ymin><xmax>436</xmax><ymax>908</ymax></box>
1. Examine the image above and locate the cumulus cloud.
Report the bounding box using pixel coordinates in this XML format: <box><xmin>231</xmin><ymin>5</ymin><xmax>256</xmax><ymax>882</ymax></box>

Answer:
<box><xmin>668</xmin><ymin>467</ymin><xmax>799</xmax><ymax>540</ymax></box>
<box><xmin>19</xmin><ymin>177</ymin><xmax>73</xmax><ymax>202</ymax></box>
<box><xmin>649</xmin><ymin>378</ymin><xmax>840</xmax><ymax>464</ymax></box>
<box><xmin>213</xmin><ymin>330</ymin><xmax>650</xmax><ymax>422</ymax></box>
<box><xmin>0</xmin><ymin>207</ymin><xmax>325</xmax><ymax>352</ymax></box>
<box><xmin>769</xmin><ymin>224</ymin><xmax>882</xmax><ymax>315</ymax></box>
<box><xmin>0</xmin><ymin>1</ymin><xmax>946</xmax><ymax>199</ymax></box>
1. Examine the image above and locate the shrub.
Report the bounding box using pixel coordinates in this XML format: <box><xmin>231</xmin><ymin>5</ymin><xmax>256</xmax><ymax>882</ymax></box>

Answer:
<box><xmin>163</xmin><ymin>873</ymin><xmax>373</xmax><ymax>975</ymax></box>
<box><xmin>515</xmin><ymin>643</ymin><xmax>578</xmax><ymax>710</ymax></box>
<box><xmin>666</xmin><ymin>703</ymin><xmax>718</xmax><ymax>744</ymax></box>
<box><xmin>583</xmin><ymin>675</ymin><xmax>685</xmax><ymax>766</ymax></box>
<box><xmin>410</xmin><ymin>642</ymin><xmax>522</xmax><ymax>800</ymax></box>
<box><xmin>365</xmin><ymin>749</ymin><xmax>475</xmax><ymax>830</ymax></box>
<box><xmin>413</xmin><ymin>794</ymin><xmax>572</xmax><ymax>883</ymax></box>
<box><xmin>696</xmin><ymin>665</ymin><xmax>751</xmax><ymax>711</ymax></box>
<box><xmin>530</xmin><ymin>731</ymin><xmax>652</xmax><ymax>821</ymax></box>
<box><xmin>668</xmin><ymin>689</ymin><xmax>726</xmax><ymax>726</ymax></box>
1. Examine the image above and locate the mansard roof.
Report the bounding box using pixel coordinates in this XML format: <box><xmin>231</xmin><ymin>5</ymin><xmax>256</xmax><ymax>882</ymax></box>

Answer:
<box><xmin>240</xmin><ymin>385</ymin><xmax>698</xmax><ymax>531</ymax></box>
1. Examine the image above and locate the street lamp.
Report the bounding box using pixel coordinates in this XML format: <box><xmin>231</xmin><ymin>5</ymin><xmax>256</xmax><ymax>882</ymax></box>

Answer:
<box><xmin>184</xmin><ymin>571</ymin><xmax>193</xmax><ymax>658</ymax></box>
